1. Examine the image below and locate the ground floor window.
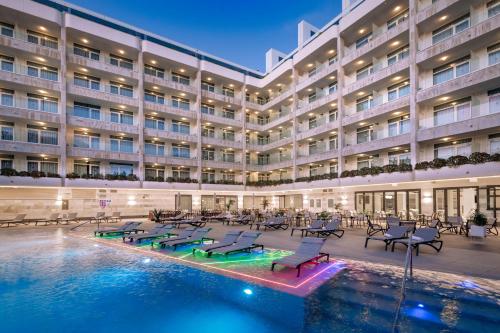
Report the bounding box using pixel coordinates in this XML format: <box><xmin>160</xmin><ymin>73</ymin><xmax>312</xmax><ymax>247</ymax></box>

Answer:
<box><xmin>355</xmin><ymin>190</ymin><xmax>420</xmax><ymax>220</ymax></box>
<box><xmin>434</xmin><ymin>187</ymin><xmax>478</xmax><ymax>220</ymax></box>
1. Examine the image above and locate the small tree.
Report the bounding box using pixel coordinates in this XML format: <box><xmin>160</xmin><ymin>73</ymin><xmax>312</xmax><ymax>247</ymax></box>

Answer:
<box><xmin>151</xmin><ymin>209</ymin><xmax>164</xmax><ymax>223</ymax></box>
<box><xmin>225</xmin><ymin>199</ymin><xmax>235</xmax><ymax>211</ymax></box>
<box><xmin>261</xmin><ymin>199</ymin><xmax>270</xmax><ymax>211</ymax></box>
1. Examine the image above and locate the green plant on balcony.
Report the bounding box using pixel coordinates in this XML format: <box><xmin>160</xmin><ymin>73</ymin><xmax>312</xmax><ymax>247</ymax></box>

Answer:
<box><xmin>398</xmin><ymin>163</ymin><xmax>413</xmax><ymax>172</ymax></box>
<box><xmin>446</xmin><ymin>155</ymin><xmax>469</xmax><ymax>167</ymax></box>
<box><xmin>65</xmin><ymin>172</ymin><xmax>80</xmax><ymax>179</ymax></box>
<box><xmin>382</xmin><ymin>164</ymin><xmax>398</xmax><ymax>173</ymax></box>
<box><xmin>490</xmin><ymin>153</ymin><xmax>500</xmax><ymax>162</ymax></box>
<box><xmin>415</xmin><ymin>161</ymin><xmax>430</xmax><ymax>170</ymax></box>
<box><xmin>261</xmin><ymin>199</ymin><xmax>270</xmax><ymax>210</ymax></box>
<box><xmin>0</xmin><ymin>168</ymin><xmax>18</xmax><ymax>176</ymax></box>
<box><xmin>430</xmin><ymin>158</ymin><xmax>447</xmax><ymax>169</ymax></box>
<box><xmin>469</xmin><ymin>152</ymin><xmax>491</xmax><ymax>164</ymax></box>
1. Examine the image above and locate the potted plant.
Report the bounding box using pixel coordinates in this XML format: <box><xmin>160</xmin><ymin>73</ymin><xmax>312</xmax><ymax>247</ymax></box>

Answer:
<box><xmin>225</xmin><ymin>199</ymin><xmax>235</xmax><ymax>211</ymax></box>
<box><xmin>469</xmin><ymin>210</ymin><xmax>487</xmax><ymax>238</ymax></box>
<box><xmin>261</xmin><ymin>199</ymin><xmax>270</xmax><ymax>211</ymax></box>
<box><xmin>151</xmin><ymin>209</ymin><xmax>164</xmax><ymax>223</ymax></box>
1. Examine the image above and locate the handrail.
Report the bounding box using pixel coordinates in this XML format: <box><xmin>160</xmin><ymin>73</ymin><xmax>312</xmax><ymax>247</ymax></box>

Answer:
<box><xmin>391</xmin><ymin>230</ymin><xmax>413</xmax><ymax>333</ymax></box>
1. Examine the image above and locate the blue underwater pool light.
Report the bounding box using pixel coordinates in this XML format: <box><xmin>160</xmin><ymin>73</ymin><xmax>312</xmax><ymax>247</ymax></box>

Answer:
<box><xmin>143</xmin><ymin>258</ymin><xmax>151</xmax><ymax>264</ymax></box>
<box><xmin>243</xmin><ymin>288</ymin><xmax>253</xmax><ymax>296</ymax></box>
<box><xmin>417</xmin><ymin>303</ymin><xmax>424</xmax><ymax>308</ymax></box>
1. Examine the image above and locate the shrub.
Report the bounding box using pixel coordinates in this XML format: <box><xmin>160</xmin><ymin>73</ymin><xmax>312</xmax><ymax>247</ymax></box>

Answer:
<box><xmin>47</xmin><ymin>173</ymin><xmax>61</xmax><ymax>178</ymax></box>
<box><xmin>66</xmin><ymin>172</ymin><xmax>80</xmax><ymax>179</ymax></box>
<box><xmin>359</xmin><ymin>167</ymin><xmax>371</xmax><ymax>176</ymax></box>
<box><xmin>430</xmin><ymin>158</ymin><xmax>447</xmax><ymax>169</ymax></box>
<box><xmin>0</xmin><ymin>168</ymin><xmax>18</xmax><ymax>176</ymax></box>
<box><xmin>18</xmin><ymin>171</ymin><xmax>30</xmax><ymax>177</ymax></box>
<box><xmin>415</xmin><ymin>161</ymin><xmax>430</xmax><ymax>170</ymax></box>
<box><xmin>447</xmin><ymin>155</ymin><xmax>469</xmax><ymax>167</ymax></box>
<box><xmin>340</xmin><ymin>170</ymin><xmax>350</xmax><ymax>178</ymax></box>
<box><xmin>370</xmin><ymin>166</ymin><xmax>384</xmax><ymax>175</ymax></box>
<box><xmin>398</xmin><ymin>163</ymin><xmax>413</xmax><ymax>172</ymax></box>
<box><xmin>126</xmin><ymin>174</ymin><xmax>139</xmax><ymax>181</ymax></box>
<box><xmin>469</xmin><ymin>152</ymin><xmax>491</xmax><ymax>164</ymax></box>
<box><xmin>490</xmin><ymin>153</ymin><xmax>500</xmax><ymax>162</ymax></box>
<box><xmin>30</xmin><ymin>171</ymin><xmax>46</xmax><ymax>178</ymax></box>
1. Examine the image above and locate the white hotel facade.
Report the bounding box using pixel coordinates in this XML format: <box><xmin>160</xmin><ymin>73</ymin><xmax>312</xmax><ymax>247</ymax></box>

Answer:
<box><xmin>0</xmin><ymin>0</ymin><xmax>499</xmax><ymax>219</ymax></box>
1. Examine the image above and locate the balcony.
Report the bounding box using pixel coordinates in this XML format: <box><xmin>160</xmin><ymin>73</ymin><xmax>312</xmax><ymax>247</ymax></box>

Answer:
<box><xmin>247</xmin><ymin>156</ymin><xmax>293</xmax><ymax>172</ymax></box>
<box><xmin>296</xmin><ymin>116</ymin><xmax>339</xmax><ymax>141</ymax></box>
<box><xmin>0</xmin><ymin>136</ymin><xmax>61</xmax><ymax>155</ymax></box>
<box><xmin>68</xmin><ymin>144</ymin><xmax>139</xmax><ymax>162</ymax></box>
<box><xmin>201</xmin><ymin>87</ymin><xmax>241</xmax><ymax>105</ymax></box>
<box><xmin>144</xmin><ymin>127</ymin><xmax>197</xmax><ymax>143</ymax></box>
<box><xmin>201</xmin><ymin>158</ymin><xmax>243</xmax><ymax>170</ymax></box>
<box><xmin>0</xmin><ymin>97</ymin><xmax>60</xmax><ymax>123</ymax></box>
<box><xmin>297</xmin><ymin>143</ymin><xmax>339</xmax><ymax>165</ymax></box>
<box><xmin>343</xmin><ymin>95</ymin><xmax>410</xmax><ymax>126</ymax></box>
<box><xmin>246</xmin><ymin>106</ymin><xmax>292</xmax><ymax>130</ymax></box>
<box><xmin>260</xmin><ymin>87</ymin><xmax>293</xmax><ymax>109</ymax></box>
<box><xmin>67</xmin><ymin>51</ymin><xmax>138</xmax><ymax>80</ymax></box>
<box><xmin>144</xmin><ymin>73</ymin><xmax>197</xmax><ymax>95</ymax></box>
<box><xmin>67</xmin><ymin>110</ymin><xmax>139</xmax><ymax>136</ymax></box>
<box><xmin>417</xmin><ymin>63</ymin><xmax>500</xmax><ymax>102</ymax></box>
<box><xmin>144</xmin><ymin>154</ymin><xmax>198</xmax><ymax>167</ymax></box>
<box><xmin>144</xmin><ymin>100</ymin><xmax>196</xmax><ymax>119</ymax></box>
<box><xmin>201</xmin><ymin>110</ymin><xmax>242</xmax><ymax>127</ymax></box>
<box><xmin>0</xmin><ymin>65</ymin><xmax>60</xmax><ymax>91</ymax></box>
<box><xmin>296</xmin><ymin>60</ymin><xmax>338</xmax><ymax>91</ymax></box>
<box><xmin>202</xmin><ymin>134</ymin><xmax>243</xmax><ymax>149</ymax></box>
<box><xmin>247</xmin><ymin>131</ymin><xmax>293</xmax><ymax>152</ymax></box>
<box><xmin>296</xmin><ymin>91</ymin><xmax>338</xmax><ymax>117</ymax></box>
<box><xmin>0</xmin><ymin>31</ymin><xmax>60</xmax><ymax>60</ymax></box>
<box><xmin>343</xmin><ymin>132</ymin><xmax>411</xmax><ymax>156</ymax></box>
<box><xmin>67</xmin><ymin>84</ymin><xmax>139</xmax><ymax>108</ymax></box>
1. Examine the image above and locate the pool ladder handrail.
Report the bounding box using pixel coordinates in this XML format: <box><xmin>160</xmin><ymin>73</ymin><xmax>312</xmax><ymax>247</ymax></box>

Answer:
<box><xmin>391</xmin><ymin>230</ymin><xmax>413</xmax><ymax>333</ymax></box>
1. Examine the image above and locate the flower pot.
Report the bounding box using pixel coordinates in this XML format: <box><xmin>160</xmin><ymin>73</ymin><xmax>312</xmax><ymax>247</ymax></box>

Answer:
<box><xmin>469</xmin><ymin>225</ymin><xmax>486</xmax><ymax>238</ymax></box>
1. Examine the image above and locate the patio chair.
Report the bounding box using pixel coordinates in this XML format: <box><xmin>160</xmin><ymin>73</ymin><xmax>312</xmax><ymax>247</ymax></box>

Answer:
<box><xmin>123</xmin><ymin>224</ymin><xmax>175</xmax><ymax>243</ymax></box>
<box><xmin>108</xmin><ymin>212</ymin><xmax>121</xmax><ymax>223</ymax></box>
<box><xmin>207</xmin><ymin>231</ymin><xmax>263</xmax><ymax>257</ymax></box>
<box><xmin>386</xmin><ymin>216</ymin><xmax>401</xmax><ymax>228</ymax></box>
<box><xmin>94</xmin><ymin>221</ymin><xmax>143</xmax><ymax>237</ymax></box>
<box><xmin>229</xmin><ymin>214</ymin><xmax>253</xmax><ymax>226</ymax></box>
<box><xmin>193</xmin><ymin>230</ymin><xmax>243</xmax><ymax>254</ymax></box>
<box><xmin>89</xmin><ymin>212</ymin><xmax>106</xmax><ymax>224</ymax></box>
<box><xmin>366</xmin><ymin>216</ymin><xmax>386</xmax><ymax>236</ymax></box>
<box><xmin>439</xmin><ymin>216</ymin><xmax>463</xmax><ymax>234</ymax></box>
<box><xmin>364</xmin><ymin>226</ymin><xmax>408</xmax><ymax>251</ymax></box>
<box><xmin>486</xmin><ymin>217</ymin><xmax>498</xmax><ymax>236</ymax></box>
<box><xmin>0</xmin><ymin>214</ymin><xmax>28</xmax><ymax>227</ymax></box>
<box><xmin>36</xmin><ymin>213</ymin><xmax>60</xmax><ymax>226</ymax></box>
<box><xmin>252</xmin><ymin>216</ymin><xmax>289</xmax><ymax>231</ymax></box>
<box><xmin>160</xmin><ymin>227</ymin><xmax>213</xmax><ymax>250</ymax></box>
<box><xmin>59</xmin><ymin>212</ymin><xmax>78</xmax><ymax>225</ymax></box>
<box><xmin>152</xmin><ymin>226</ymin><xmax>197</xmax><ymax>248</ymax></box>
<box><xmin>290</xmin><ymin>219</ymin><xmax>324</xmax><ymax>237</ymax></box>
<box><xmin>392</xmin><ymin>228</ymin><xmax>443</xmax><ymax>256</ymax></box>
<box><xmin>305</xmin><ymin>219</ymin><xmax>344</xmax><ymax>238</ymax></box>
<box><xmin>174</xmin><ymin>216</ymin><xmax>206</xmax><ymax>228</ymax></box>
<box><xmin>271</xmin><ymin>237</ymin><xmax>329</xmax><ymax>277</ymax></box>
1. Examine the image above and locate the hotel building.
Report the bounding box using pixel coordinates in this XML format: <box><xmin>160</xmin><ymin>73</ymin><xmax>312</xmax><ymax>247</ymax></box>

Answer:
<box><xmin>0</xmin><ymin>0</ymin><xmax>499</xmax><ymax>220</ymax></box>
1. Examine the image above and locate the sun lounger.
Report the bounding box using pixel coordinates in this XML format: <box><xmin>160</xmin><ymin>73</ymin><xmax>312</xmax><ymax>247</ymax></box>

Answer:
<box><xmin>152</xmin><ymin>226</ymin><xmax>197</xmax><ymax>248</ymax></box>
<box><xmin>391</xmin><ymin>228</ymin><xmax>443</xmax><ymax>256</ymax></box>
<box><xmin>59</xmin><ymin>212</ymin><xmax>78</xmax><ymax>225</ymax></box>
<box><xmin>252</xmin><ymin>216</ymin><xmax>288</xmax><ymax>231</ymax></box>
<box><xmin>305</xmin><ymin>219</ymin><xmax>344</xmax><ymax>238</ymax></box>
<box><xmin>89</xmin><ymin>212</ymin><xmax>106</xmax><ymax>224</ymax></box>
<box><xmin>174</xmin><ymin>216</ymin><xmax>206</xmax><ymax>228</ymax></box>
<box><xmin>193</xmin><ymin>230</ymin><xmax>243</xmax><ymax>254</ymax></box>
<box><xmin>486</xmin><ymin>218</ymin><xmax>498</xmax><ymax>236</ymax></box>
<box><xmin>271</xmin><ymin>237</ymin><xmax>329</xmax><ymax>277</ymax></box>
<box><xmin>291</xmin><ymin>219</ymin><xmax>324</xmax><ymax>237</ymax></box>
<box><xmin>366</xmin><ymin>217</ymin><xmax>386</xmax><ymax>236</ymax></box>
<box><xmin>94</xmin><ymin>221</ymin><xmax>143</xmax><ymax>236</ymax></box>
<box><xmin>0</xmin><ymin>214</ymin><xmax>27</xmax><ymax>227</ymax></box>
<box><xmin>161</xmin><ymin>228</ymin><xmax>213</xmax><ymax>250</ymax></box>
<box><xmin>108</xmin><ymin>212</ymin><xmax>121</xmax><ymax>223</ymax></box>
<box><xmin>123</xmin><ymin>224</ymin><xmax>175</xmax><ymax>243</ymax></box>
<box><xmin>439</xmin><ymin>216</ymin><xmax>463</xmax><ymax>234</ymax></box>
<box><xmin>364</xmin><ymin>226</ymin><xmax>408</xmax><ymax>250</ymax></box>
<box><xmin>228</xmin><ymin>215</ymin><xmax>253</xmax><ymax>226</ymax></box>
<box><xmin>35</xmin><ymin>213</ymin><xmax>60</xmax><ymax>226</ymax></box>
<box><xmin>162</xmin><ymin>212</ymin><xmax>186</xmax><ymax>223</ymax></box>
<box><xmin>207</xmin><ymin>231</ymin><xmax>263</xmax><ymax>257</ymax></box>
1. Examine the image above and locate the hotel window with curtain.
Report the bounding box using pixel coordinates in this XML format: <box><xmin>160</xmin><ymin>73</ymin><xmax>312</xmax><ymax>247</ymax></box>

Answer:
<box><xmin>432</xmin><ymin>56</ymin><xmax>470</xmax><ymax>85</ymax></box>
<box><xmin>488</xmin><ymin>88</ymin><xmax>500</xmax><ymax>114</ymax></box>
<box><xmin>27</xmin><ymin>156</ymin><xmax>58</xmax><ymax>174</ymax></box>
<box><xmin>434</xmin><ymin>138</ymin><xmax>472</xmax><ymax>159</ymax></box>
<box><xmin>433</xmin><ymin>97</ymin><xmax>471</xmax><ymax>126</ymax></box>
<box><xmin>432</xmin><ymin>14</ymin><xmax>469</xmax><ymax>44</ymax></box>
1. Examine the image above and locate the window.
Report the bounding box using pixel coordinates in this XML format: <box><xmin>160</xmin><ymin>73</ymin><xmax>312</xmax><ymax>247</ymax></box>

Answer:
<box><xmin>0</xmin><ymin>155</ymin><xmax>13</xmax><ymax>169</ymax></box>
<box><xmin>27</xmin><ymin>156</ymin><xmax>58</xmax><ymax>174</ymax></box>
<box><xmin>433</xmin><ymin>56</ymin><xmax>470</xmax><ymax>85</ymax></box>
<box><xmin>433</xmin><ymin>98</ymin><xmax>471</xmax><ymax>126</ymax></box>
<box><xmin>27</xmin><ymin>125</ymin><xmax>58</xmax><ymax>145</ymax></box>
<box><xmin>309</xmin><ymin>165</ymin><xmax>319</xmax><ymax>176</ymax></box>
<box><xmin>202</xmin><ymin>126</ymin><xmax>215</xmax><ymax>138</ymax></box>
<box><xmin>258</xmin><ymin>173</ymin><xmax>270</xmax><ymax>181</ymax></box>
<box><xmin>0</xmin><ymin>22</ymin><xmax>14</xmax><ymax>37</ymax></box>
<box><xmin>26</xmin><ymin>30</ymin><xmax>57</xmax><ymax>49</ymax></box>
<box><xmin>73</xmin><ymin>44</ymin><xmax>100</xmax><ymax>61</ymax></box>
<box><xmin>73</xmin><ymin>102</ymin><xmax>100</xmax><ymax>120</ymax></box>
<box><xmin>201</xmin><ymin>103</ymin><xmax>215</xmax><ymax>115</ymax></box>
<box><xmin>74</xmin><ymin>160</ymin><xmax>100</xmax><ymax>176</ymax></box>
<box><xmin>488</xmin><ymin>0</ymin><xmax>500</xmax><ymax>17</ymax></box>
<box><xmin>223</xmin><ymin>108</ymin><xmax>235</xmax><ymax>119</ymax></box>
<box><xmin>388</xmin><ymin>115</ymin><xmax>410</xmax><ymax>136</ymax></box>
<box><xmin>144</xmin><ymin>90</ymin><xmax>165</xmax><ymax>104</ymax></box>
<box><xmin>432</xmin><ymin>15</ymin><xmax>470</xmax><ymax>44</ymax></box>
<box><xmin>201</xmin><ymin>81</ymin><xmax>215</xmax><ymax>92</ymax></box>
<box><xmin>74</xmin><ymin>72</ymin><xmax>100</xmax><ymax>90</ymax></box>
<box><xmin>387</xmin><ymin>46</ymin><xmax>409</xmax><ymax>66</ymax></box>
<box><xmin>0</xmin><ymin>121</ymin><xmax>14</xmax><ymax>141</ymax></box>
<box><xmin>171</xmin><ymin>96</ymin><xmax>190</xmax><ymax>110</ymax></box>
<box><xmin>356</xmin><ymin>95</ymin><xmax>373</xmax><ymax>112</ymax></box>
<box><xmin>308</xmin><ymin>92</ymin><xmax>317</xmax><ymax>103</ymax></box>
<box><xmin>389</xmin><ymin>151</ymin><xmax>411</xmax><ymax>166</ymax></box>
<box><xmin>222</xmin><ymin>172</ymin><xmax>235</xmax><ymax>182</ymax></box>
<box><xmin>144</xmin><ymin>140</ymin><xmax>165</xmax><ymax>156</ymax></box>
<box><xmin>73</xmin><ymin>130</ymin><xmax>100</xmax><ymax>149</ymax></box>
<box><xmin>308</xmin><ymin>141</ymin><xmax>318</xmax><ymax>154</ymax></box>
<box><xmin>28</xmin><ymin>93</ymin><xmax>58</xmax><ymax>113</ymax></box>
<box><xmin>357</xmin><ymin>155</ymin><xmax>378</xmax><ymax>169</ymax></box>
<box><xmin>308</xmin><ymin>66</ymin><xmax>317</xmax><ymax>77</ymax></box>
<box><xmin>172</xmin><ymin>144</ymin><xmax>190</xmax><ymax>158</ymax></box>
<box><xmin>144</xmin><ymin>65</ymin><xmax>164</xmax><ymax>78</ymax></box>
<box><xmin>488</xmin><ymin>133</ymin><xmax>500</xmax><ymax>154</ymax></box>
<box><xmin>328</xmin><ymin>82</ymin><xmax>338</xmax><ymax>94</ymax></box>
<box><xmin>257</xmin><ymin>135</ymin><xmax>269</xmax><ymax>145</ymax></box>
<box><xmin>0</xmin><ymin>88</ymin><xmax>14</xmax><ymax>107</ymax></box>
<box><xmin>487</xmin><ymin>43</ymin><xmax>500</xmax><ymax>66</ymax></box>
<box><xmin>145</xmin><ymin>115</ymin><xmax>164</xmax><ymax>130</ymax></box>
<box><xmin>145</xmin><ymin>166</ymin><xmax>164</xmax><ymax>180</ymax></box>
<box><xmin>172</xmin><ymin>72</ymin><xmax>190</xmax><ymax>85</ymax></box>
<box><xmin>110</xmin><ymin>81</ymin><xmax>133</xmax><ymax>97</ymax></box>
<box><xmin>329</xmin><ymin>162</ymin><xmax>338</xmax><ymax>174</ymax></box>
<box><xmin>110</xmin><ymin>109</ymin><xmax>133</xmax><ymax>125</ymax></box>
<box><xmin>222</xmin><ymin>150</ymin><xmax>235</xmax><ymax>162</ymax></box>
<box><xmin>308</xmin><ymin>116</ymin><xmax>317</xmax><ymax>129</ymax></box>
<box><xmin>222</xmin><ymin>86</ymin><xmax>234</xmax><ymax>97</ymax></box>
<box><xmin>434</xmin><ymin>138</ymin><xmax>472</xmax><ymax>159</ymax></box>
<box><xmin>110</xmin><ymin>136</ymin><xmax>133</xmax><ymax>153</ymax></box>
<box><xmin>356</xmin><ymin>64</ymin><xmax>373</xmax><ymax>80</ymax></box>
<box><xmin>329</xmin><ymin>135</ymin><xmax>338</xmax><ymax>150</ymax></box>
<box><xmin>172</xmin><ymin>167</ymin><xmax>190</xmax><ymax>180</ymax></box>
<box><xmin>357</xmin><ymin>125</ymin><xmax>374</xmax><ymax>144</ymax></box>
<box><xmin>223</xmin><ymin>129</ymin><xmax>235</xmax><ymax>141</ymax></box>
<box><xmin>202</xmin><ymin>148</ymin><xmax>215</xmax><ymax>160</ymax></box>
<box><xmin>172</xmin><ymin>120</ymin><xmax>190</xmax><ymax>134</ymax></box>
<box><xmin>258</xmin><ymin>154</ymin><xmax>270</xmax><ymax>165</ymax></box>
<box><xmin>387</xmin><ymin>10</ymin><xmax>408</xmax><ymax>30</ymax></box>
<box><xmin>356</xmin><ymin>33</ymin><xmax>372</xmax><ymax>49</ymax></box>
<box><xmin>202</xmin><ymin>170</ymin><xmax>215</xmax><ymax>183</ymax></box>
<box><xmin>109</xmin><ymin>54</ymin><xmax>133</xmax><ymax>70</ymax></box>
<box><xmin>109</xmin><ymin>163</ymin><xmax>133</xmax><ymax>176</ymax></box>
<box><xmin>0</xmin><ymin>54</ymin><xmax>14</xmax><ymax>72</ymax></box>
<box><xmin>329</xmin><ymin>109</ymin><xmax>338</xmax><ymax>122</ymax></box>
<box><xmin>488</xmin><ymin>89</ymin><xmax>500</xmax><ymax>114</ymax></box>
<box><xmin>387</xmin><ymin>81</ymin><xmax>410</xmax><ymax>101</ymax></box>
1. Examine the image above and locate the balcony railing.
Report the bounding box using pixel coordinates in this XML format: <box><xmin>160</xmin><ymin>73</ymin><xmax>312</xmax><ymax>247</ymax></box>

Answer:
<box><xmin>1</xmin><ymin>96</ymin><xmax>58</xmax><ymax>113</ymax></box>
<box><xmin>70</xmin><ymin>47</ymin><xmax>135</xmax><ymax>71</ymax></box>
<box><xmin>70</xmin><ymin>83</ymin><xmax>136</xmax><ymax>99</ymax></box>
<box><xmin>1</xmin><ymin>64</ymin><xmax>59</xmax><ymax>81</ymax></box>
<box><xmin>1</xmin><ymin>30</ymin><xmax>58</xmax><ymax>49</ymax></box>
<box><xmin>246</xmin><ymin>106</ymin><xmax>291</xmax><ymax>125</ymax></box>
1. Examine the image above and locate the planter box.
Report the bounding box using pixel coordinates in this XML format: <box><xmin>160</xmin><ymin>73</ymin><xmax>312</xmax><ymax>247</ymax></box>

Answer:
<box><xmin>414</xmin><ymin>162</ymin><xmax>500</xmax><ymax>181</ymax></box>
<box><xmin>0</xmin><ymin>176</ymin><xmax>62</xmax><ymax>187</ymax></box>
<box><xmin>143</xmin><ymin>181</ymin><xmax>199</xmax><ymax>190</ymax></box>
<box><xmin>65</xmin><ymin>178</ymin><xmax>141</xmax><ymax>189</ymax></box>
<box><xmin>469</xmin><ymin>225</ymin><xmax>486</xmax><ymax>238</ymax></box>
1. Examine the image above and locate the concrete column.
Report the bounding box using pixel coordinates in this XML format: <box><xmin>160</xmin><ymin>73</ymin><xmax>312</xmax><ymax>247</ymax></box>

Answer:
<box><xmin>291</xmin><ymin>63</ymin><xmax>298</xmax><ymax>181</ymax></box>
<box><xmin>195</xmin><ymin>59</ymin><xmax>202</xmax><ymax>188</ymax></box>
<box><xmin>60</xmin><ymin>13</ymin><xmax>68</xmax><ymax>183</ymax></box>
<box><xmin>337</xmin><ymin>36</ymin><xmax>346</xmax><ymax>175</ymax></box>
<box><xmin>409</xmin><ymin>0</ymin><xmax>419</xmax><ymax>168</ymax></box>
<box><xmin>241</xmin><ymin>76</ymin><xmax>248</xmax><ymax>186</ymax></box>
<box><xmin>137</xmin><ymin>41</ymin><xmax>145</xmax><ymax>184</ymax></box>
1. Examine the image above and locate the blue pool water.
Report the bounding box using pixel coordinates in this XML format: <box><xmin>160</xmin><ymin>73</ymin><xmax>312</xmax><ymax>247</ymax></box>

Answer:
<box><xmin>1</xmin><ymin>229</ymin><xmax>499</xmax><ymax>333</ymax></box>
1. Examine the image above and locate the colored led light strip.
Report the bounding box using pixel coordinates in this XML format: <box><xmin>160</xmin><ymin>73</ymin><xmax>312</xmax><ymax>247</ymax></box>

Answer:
<box><xmin>70</xmin><ymin>234</ymin><xmax>343</xmax><ymax>290</ymax></box>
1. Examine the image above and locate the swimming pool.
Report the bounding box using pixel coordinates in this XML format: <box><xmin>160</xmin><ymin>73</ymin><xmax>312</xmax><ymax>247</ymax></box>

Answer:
<box><xmin>1</xmin><ymin>229</ymin><xmax>499</xmax><ymax>332</ymax></box>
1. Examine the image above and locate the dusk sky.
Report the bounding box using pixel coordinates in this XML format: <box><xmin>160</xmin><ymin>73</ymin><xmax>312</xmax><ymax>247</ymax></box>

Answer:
<box><xmin>66</xmin><ymin>0</ymin><xmax>342</xmax><ymax>72</ymax></box>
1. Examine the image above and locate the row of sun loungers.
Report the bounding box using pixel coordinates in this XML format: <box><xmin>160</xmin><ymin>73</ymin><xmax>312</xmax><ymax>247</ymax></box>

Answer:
<box><xmin>94</xmin><ymin>221</ymin><xmax>144</xmax><ymax>237</ymax></box>
<box><xmin>365</xmin><ymin>226</ymin><xmax>443</xmax><ymax>255</ymax></box>
<box><xmin>0</xmin><ymin>212</ymin><xmax>122</xmax><ymax>227</ymax></box>
<box><xmin>291</xmin><ymin>219</ymin><xmax>345</xmax><ymax>238</ymax></box>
